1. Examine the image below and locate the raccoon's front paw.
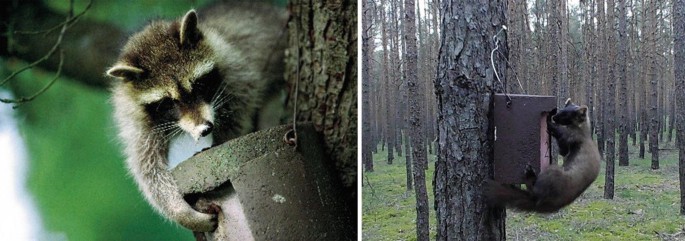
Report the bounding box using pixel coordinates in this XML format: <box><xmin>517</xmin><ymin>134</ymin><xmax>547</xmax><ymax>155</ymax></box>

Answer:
<box><xmin>178</xmin><ymin>210</ymin><xmax>218</xmax><ymax>232</ymax></box>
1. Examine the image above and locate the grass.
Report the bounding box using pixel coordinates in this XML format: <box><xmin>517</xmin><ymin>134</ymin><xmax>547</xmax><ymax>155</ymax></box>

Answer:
<box><xmin>362</xmin><ymin>145</ymin><xmax>438</xmax><ymax>241</ymax></box>
<box><xmin>362</xmin><ymin>138</ymin><xmax>685</xmax><ymax>241</ymax></box>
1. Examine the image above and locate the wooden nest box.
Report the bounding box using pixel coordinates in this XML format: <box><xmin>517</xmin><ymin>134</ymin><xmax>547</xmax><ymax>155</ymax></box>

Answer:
<box><xmin>493</xmin><ymin>94</ymin><xmax>556</xmax><ymax>184</ymax></box>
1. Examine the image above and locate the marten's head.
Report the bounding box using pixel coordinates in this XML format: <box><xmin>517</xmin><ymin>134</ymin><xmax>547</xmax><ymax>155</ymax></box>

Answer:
<box><xmin>552</xmin><ymin>98</ymin><xmax>589</xmax><ymax>126</ymax></box>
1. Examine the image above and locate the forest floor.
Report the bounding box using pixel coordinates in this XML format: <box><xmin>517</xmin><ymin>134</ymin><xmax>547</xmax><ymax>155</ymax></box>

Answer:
<box><xmin>362</xmin><ymin>139</ymin><xmax>685</xmax><ymax>241</ymax></box>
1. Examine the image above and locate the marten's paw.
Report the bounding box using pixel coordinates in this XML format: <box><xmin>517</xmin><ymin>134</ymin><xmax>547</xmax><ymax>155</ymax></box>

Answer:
<box><xmin>547</xmin><ymin>108</ymin><xmax>561</xmax><ymax>138</ymax></box>
<box><xmin>549</xmin><ymin>107</ymin><xmax>558</xmax><ymax>118</ymax></box>
<box><xmin>524</xmin><ymin>164</ymin><xmax>537</xmax><ymax>178</ymax></box>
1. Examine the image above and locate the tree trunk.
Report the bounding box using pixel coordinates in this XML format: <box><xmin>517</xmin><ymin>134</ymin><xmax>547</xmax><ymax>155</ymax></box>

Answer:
<box><xmin>405</xmin><ymin>135</ymin><xmax>414</xmax><ymax>192</ymax></box>
<box><xmin>380</xmin><ymin>0</ymin><xmax>395</xmax><ymax>164</ymax></box>
<box><xmin>674</xmin><ymin>0</ymin><xmax>685</xmax><ymax>215</ymax></box>
<box><xmin>434</xmin><ymin>0</ymin><xmax>507</xmax><ymax>240</ymax></box>
<box><xmin>603</xmin><ymin>0</ymin><xmax>616</xmax><ymax>200</ymax></box>
<box><xmin>618</xmin><ymin>0</ymin><xmax>629</xmax><ymax>166</ymax></box>
<box><xmin>583</xmin><ymin>1</ymin><xmax>594</xmax><ymax>132</ymax></box>
<box><xmin>404</xmin><ymin>0</ymin><xmax>429</xmax><ymax>238</ymax></box>
<box><xmin>639</xmin><ymin>0</ymin><xmax>648</xmax><ymax>159</ymax></box>
<box><xmin>286</xmin><ymin>0</ymin><xmax>357</xmax><ymax>204</ymax></box>
<box><xmin>363</xmin><ymin>0</ymin><xmax>374</xmax><ymax>172</ymax></box>
<box><xmin>596</xmin><ymin>0</ymin><xmax>606</xmax><ymax>158</ymax></box>
<box><xmin>646</xmin><ymin>0</ymin><xmax>660</xmax><ymax>169</ymax></box>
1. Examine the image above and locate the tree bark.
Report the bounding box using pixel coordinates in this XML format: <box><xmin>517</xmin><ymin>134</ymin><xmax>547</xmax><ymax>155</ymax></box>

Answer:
<box><xmin>596</xmin><ymin>0</ymin><xmax>606</xmax><ymax>158</ymax></box>
<box><xmin>404</xmin><ymin>0</ymin><xmax>429</xmax><ymax>239</ymax></box>
<box><xmin>604</xmin><ymin>0</ymin><xmax>616</xmax><ymax>200</ymax></box>
<box><xmin>674</xmin><ymin>0</ymin><xmax>685</xmax><ymax>215</ymax></box>
<box><xmin>380</xmin><ymin>0</ymin><xmax>395</xmax><ymax>164</ymax></box>
<box><xmin>363</xmin><ymin>0</ymin><xmax>374</xmax><ymax>172</ymax></box>
<box><xmin>639</xmin><ymin>0</ymin><xmax>648</xmax><ymax>159</ymax></box>
<box><xmin>646</xmin><ymin>0</ymin><xmax>660</xmax><ymax>169</ymax></box>
<box><xmin>286</xmin><ymin>0</ymin><xmax>357</xmax><ymax>203</ymax></box>
<box><xmin>434</xmin><ymin>0</ymin><xmax>507</xmax><ymax>240</ymax></box>
<box><xmin>618</xmin><ymin>0</ymin><xmax>629</xmax><ymax>166</ymax></box>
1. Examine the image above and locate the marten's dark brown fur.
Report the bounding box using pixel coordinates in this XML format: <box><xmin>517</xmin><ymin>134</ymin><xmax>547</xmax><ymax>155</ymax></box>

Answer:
<box><xmin>485</xmin><ymin>99</ymin><xmax>600</xmax><ymax>213</ymax></box>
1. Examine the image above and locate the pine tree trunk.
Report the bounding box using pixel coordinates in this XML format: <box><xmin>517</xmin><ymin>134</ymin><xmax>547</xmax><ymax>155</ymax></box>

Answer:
<box><xmin>434</xmin><ymin>0</ymin><xmax>507</xmax><ymax>240</ymax></box>
<box><xmin>362</xmin><ymin>0</ymin><xmax>374</xmax><ymax>172</ymax></box>
<box><xmin>604</xmin><ymin>0</ymin><xmax>616</xmax><ymax>199</ymax></box>
<box><xmin>674</xmin><ymin>0</ymin><xmax>685</xmax><ymax>215</ymax></box>
<box><xmin>639</xmin><ymin>0</ymin><xmax>648</xmax><ymax>159</ymax></box>
<box><xmin>405</xmin><ymin>135</ymin><xmax>414</xmax><ymax>192</ymax></box>
<box><xmin>286</xmin><ymin>0</ymin><xmax>357</xmax><ymax>204</ymax></box>
<box><xmin>618</xmin><ymin>0</ymin><xmax>630</xmax><ymax>166</ymax></box>
<box><xmin>404</xmin><ymin>0</ymin><xmax>429</xmax><ymax>239</ymax></box>
<box><xmin>596</xmin><ymin>0</ymin><xmax>606</xmax><ymax>158</ymax></box>
<box><xmin>646</xmin><ymin>0</ymin><xmax>660</xmax><ymax>169</ymax></box>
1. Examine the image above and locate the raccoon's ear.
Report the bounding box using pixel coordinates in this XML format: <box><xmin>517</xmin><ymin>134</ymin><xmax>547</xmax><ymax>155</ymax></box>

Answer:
<box><xmin>107</xmin><ymin>64</ymin><xmax>145</xmax><ymax>81</ymax></box>
<box><xmin>578</xmin><ymin>105</ymin><xmax>588</xmax><ymax>117</ymax></box>
<box><xmin>564</xmin><ymin>98</ymin><xmax>573</xmax><ymax>107</ymax></box>
<box><xmin>180</xmin><ymin>10</ymin><xmax>201</xmax><ymax>46</ymax></box>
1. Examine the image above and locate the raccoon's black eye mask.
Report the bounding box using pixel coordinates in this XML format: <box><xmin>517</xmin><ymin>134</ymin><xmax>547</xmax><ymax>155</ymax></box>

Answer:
<box><xmin>191</xmin><ymin>68</ymin><xmax>222</xmax><ymax>102</ymax></box>
<box><xmin>145</xmin><ymin>97</ymin><xmax>179</xmax><ymax>123</ymax></box>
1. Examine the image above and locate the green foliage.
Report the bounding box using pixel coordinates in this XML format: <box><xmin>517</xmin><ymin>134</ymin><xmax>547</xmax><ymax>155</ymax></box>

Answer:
<box><xmin>44</xmin><ymin>0</ymin><xmax>288</xmax><ymax>30</ymax></box>
<box><xmin>362</xmin><ymin>140</ymin><xmax>685</xmax><ymax>240</ymax></box>
<box><xmin>3</xmin><ymin>60</ymin><xmax>193</xmax><ymax>240</ymax></box>
<box><xmin>44</xmin><ymin>0</ymin><xmax>214</xmax><ymax>30</ymax></box>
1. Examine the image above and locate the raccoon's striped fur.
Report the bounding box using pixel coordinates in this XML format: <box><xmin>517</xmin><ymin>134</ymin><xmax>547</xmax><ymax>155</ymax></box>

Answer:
<box><xmin>107</xmin><ymin>3</ymin><xmax>286</xmax><ymax>231</ymax></box>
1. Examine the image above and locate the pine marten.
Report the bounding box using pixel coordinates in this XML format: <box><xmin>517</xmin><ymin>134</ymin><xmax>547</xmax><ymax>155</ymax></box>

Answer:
<box><xmin>485</xmin><ymin>99</ymin><xmax>600</xmax><ymax>213</ymax></box>
<box><xmin>107</xmin><ymin>4</ymin><xmax>286</xmax><ymax>231</ymax></box>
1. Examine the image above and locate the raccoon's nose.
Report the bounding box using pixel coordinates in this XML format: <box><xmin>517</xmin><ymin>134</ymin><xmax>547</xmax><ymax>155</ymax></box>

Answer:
<box><xmin>200</xmin><ymin>122</ymin><xmax>214</xmax><ymax>137</ymax></box>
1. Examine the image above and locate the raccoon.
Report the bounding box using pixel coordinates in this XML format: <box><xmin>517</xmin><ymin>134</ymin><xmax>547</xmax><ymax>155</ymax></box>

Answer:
<box><xmin>107</xmin><ymin>3</ymin><xmax>286</xmax><ymax>231</ymax></box>
<box><xmin>485</xmin><ymin>99</ymin><xmax>600</xmax><ymax>213</ymax></box>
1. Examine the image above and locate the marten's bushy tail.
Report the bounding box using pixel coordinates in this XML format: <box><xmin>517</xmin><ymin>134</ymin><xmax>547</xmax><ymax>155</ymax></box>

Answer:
<box><xmin>484</xmin><ymin>180</ymin><xmax>538</xmax><ymax>212</ymax></box>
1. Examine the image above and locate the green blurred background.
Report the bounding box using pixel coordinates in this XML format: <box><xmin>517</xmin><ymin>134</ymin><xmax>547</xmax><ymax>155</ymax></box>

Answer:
<box><xmin>1</xmin><ymin>0</ymin><xmax>282</xmax><ymax>240</ymax></box>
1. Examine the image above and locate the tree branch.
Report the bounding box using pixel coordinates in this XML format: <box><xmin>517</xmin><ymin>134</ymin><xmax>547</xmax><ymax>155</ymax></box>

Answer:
<box><xmin>1</xmin><ymin>0</ymin><xmax>124</xmax><ymax>89</ymax></box>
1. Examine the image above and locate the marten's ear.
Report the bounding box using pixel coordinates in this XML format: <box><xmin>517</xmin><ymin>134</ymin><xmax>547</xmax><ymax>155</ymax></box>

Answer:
<box><xmin>578</xmin><ymin>105</ymin><xmax>588</xmax><ymax>117</ymax></box>
<box><xmin>106</xmin><ymin>64</ymin><xmax>145</xmax><ymax>81</ymax></box>
<box><xmin>564</xmin><ymin>98</ymin><xmax>573</xmax><ymax>107</ymax></box>
<box><xmin>179</xmin><ymin>10</ymin><xmax>201</xmax><ymax>46</ymax></box>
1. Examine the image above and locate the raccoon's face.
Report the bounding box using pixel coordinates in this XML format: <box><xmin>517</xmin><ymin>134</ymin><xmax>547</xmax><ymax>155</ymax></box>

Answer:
<box><xmin>552</xmin><ymin>100</ymin><xmax>588</xmax><ymax>126</ymax></box>
<box><xmin>107</xmin><ymin>10</ymin><xmax>226</xmax><ymax>141</ymax></box>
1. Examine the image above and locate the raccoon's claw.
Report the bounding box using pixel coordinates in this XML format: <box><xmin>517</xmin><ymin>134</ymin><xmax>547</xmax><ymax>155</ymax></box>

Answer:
<box><xmin>201</xmin><ymin>203</ymin><xmax>221</xmax><ymax>230</ymax></box>
<box><xmin>204</xmin><ymin>203</ymin><xmax>222</xmax><ymax>216</ymax></box>
<box><xmin>192</xmin><ymin>207</ymin><xmax>219</xmax><ymax>241</ymax></box>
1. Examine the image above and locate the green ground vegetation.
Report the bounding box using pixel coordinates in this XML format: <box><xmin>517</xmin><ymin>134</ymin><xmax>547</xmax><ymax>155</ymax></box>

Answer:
<box><xmin>362</xmin><ymin>137</ymin><xmax>685</xmax><ymax>241</ymax></box>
